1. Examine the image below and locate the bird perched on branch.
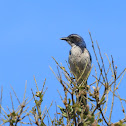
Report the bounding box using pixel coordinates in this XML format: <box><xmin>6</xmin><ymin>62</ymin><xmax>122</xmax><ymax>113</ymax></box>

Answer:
<box><xmin>60</xmin><ymin>34</ymin><xmax>92</xmax><ymax>105</ymax></box>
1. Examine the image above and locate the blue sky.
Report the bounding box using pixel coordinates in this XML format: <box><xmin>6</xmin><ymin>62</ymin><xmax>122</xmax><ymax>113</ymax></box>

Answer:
<box><xmin>0</xmin><ymin>0</ymin><xmax>126</xmax><ymax>125</ymax></box>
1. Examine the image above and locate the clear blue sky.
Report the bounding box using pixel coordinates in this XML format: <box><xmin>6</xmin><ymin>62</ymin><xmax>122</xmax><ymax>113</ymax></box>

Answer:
<box><xmin>0</xmin><ymin>0</ymin><xmax>126</xmax><ymax>125</ymax></box>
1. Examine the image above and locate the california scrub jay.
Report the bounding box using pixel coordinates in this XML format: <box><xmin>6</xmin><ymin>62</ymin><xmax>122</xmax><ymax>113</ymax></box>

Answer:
<box><xmin>60</xmin><ymin>34</ymin><xmax>92</xmax><ymax>104</ymax></box>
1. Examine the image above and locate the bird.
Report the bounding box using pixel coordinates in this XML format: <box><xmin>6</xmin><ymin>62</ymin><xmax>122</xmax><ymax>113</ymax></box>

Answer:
<box><xmin>60</xmin><ymin>34</ymin><xmax>92</xmax><ymax>105</ymax></box>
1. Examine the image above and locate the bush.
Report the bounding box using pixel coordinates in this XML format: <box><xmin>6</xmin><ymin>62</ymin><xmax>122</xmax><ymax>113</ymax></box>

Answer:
<box><xmin>0</xmin><ymin>32</ymin><xmax>126</xmax><ymax>126</ymax></box>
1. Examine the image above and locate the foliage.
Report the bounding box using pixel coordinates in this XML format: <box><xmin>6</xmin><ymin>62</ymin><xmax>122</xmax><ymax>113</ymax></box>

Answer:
<box><xmin>0</xmin><ymin>32</ymin><xmax>126</xmax><ymax>126</ymax></box>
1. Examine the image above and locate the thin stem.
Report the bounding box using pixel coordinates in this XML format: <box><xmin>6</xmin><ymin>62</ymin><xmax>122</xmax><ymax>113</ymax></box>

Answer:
<box><xmin>99</xmin><ymin>107</ymin><xmax>109</xmax><ymax>126</ymax></box>
<box><xmin>71</xmin><ymin>93</ymin><xmax>77</xmax><ymax>126</ymax></box>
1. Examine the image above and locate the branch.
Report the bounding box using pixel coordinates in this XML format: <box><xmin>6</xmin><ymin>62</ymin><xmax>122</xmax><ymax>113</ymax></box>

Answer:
<box><xmin>99</xmin><ymin>107</ymin><xmax>109</xmax><ymax>126</ymax></box>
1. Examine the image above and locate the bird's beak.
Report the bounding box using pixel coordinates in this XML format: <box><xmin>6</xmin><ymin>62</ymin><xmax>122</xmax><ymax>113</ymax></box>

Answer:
<box><xmin>60</xmin><ymin>37</ymin><xmax>69</xmax><ymax>41</ymax></box>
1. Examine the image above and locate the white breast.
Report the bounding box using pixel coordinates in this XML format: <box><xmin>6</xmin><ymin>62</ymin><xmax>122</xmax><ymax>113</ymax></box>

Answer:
<box><xmin>69</xmin><ymin>45</ymin><xmax>91</xmax><ymax>81</ymax></box>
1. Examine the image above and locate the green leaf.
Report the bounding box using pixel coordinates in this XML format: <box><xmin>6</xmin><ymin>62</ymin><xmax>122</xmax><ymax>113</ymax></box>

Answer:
<box><xmin>98</xmin><ymin>118</ymin><xmax>103</xmax><ymax>123</ymax></box>
<box><xmin>57</xmin><ymin>105</ymin><xmax>67</xmax><ymax>117</ymax></box>
<box><xmin>88</xmin><ymin>97</ymin><xmax>95</xmax><ymax>102</ymax></box>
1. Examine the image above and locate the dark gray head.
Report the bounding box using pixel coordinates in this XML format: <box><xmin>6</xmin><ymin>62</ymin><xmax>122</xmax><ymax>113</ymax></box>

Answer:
<box><xmin>60</xmin><ymin>34</ymin><xmax>86</xmax><ymax>48</ymax></box>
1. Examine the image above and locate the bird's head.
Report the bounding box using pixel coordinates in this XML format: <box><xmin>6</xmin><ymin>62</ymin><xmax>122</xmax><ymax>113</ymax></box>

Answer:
<box><xmin>60</xmin><ymin>34</ymin><xmax>86</xmax><ymax>48</ymax></box>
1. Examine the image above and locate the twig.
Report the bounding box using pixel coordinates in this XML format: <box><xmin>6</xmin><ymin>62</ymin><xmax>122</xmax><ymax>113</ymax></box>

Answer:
<box><xmin>10</xmin><ymin>92</ymin><xmax>14</xmax><ymax>111</ymax></box>
<box><xmin>96</xmin><ymin>41</ymin><xmax>108</xmax><ymax>85</ymax></box>
<box><xmin>99</xmin><ymin>107</ymin><xmax>109</xmax><ymax>126</ymax></box>
<box><xmin>10</xmin><ymin>85</ymin><xmax>21</xmax><ymax>105</ymax></box>
<box><xmin>71</xmin><ymin>93</ymin><xmax>77</xmax><ymax>126</ymax></box>
<box><xmin>114</xmin><ymin>117</ymin><xmax>126</xmax><ymax>125</ymax></box>
<box><xmin>109</xmin><ymin>68</ymin><xmax>126</xmax><ymax>87</ymax></box>
<box><xmin>89</xmin><ymin>32</ymin><xmax>106</xmax><ymax>84</ymax></box>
